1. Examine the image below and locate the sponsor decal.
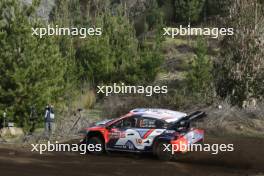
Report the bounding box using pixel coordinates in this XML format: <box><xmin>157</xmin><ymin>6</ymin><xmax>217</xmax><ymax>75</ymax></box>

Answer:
<box><xmin>136</xmin><ymin>139</ymin><xmax>143</xmax><ymax>144</ymax></box>
<box><xmin>109</xmin><ymin>131</ymin><xmax>126</xmax><ymax>139</ymax></box>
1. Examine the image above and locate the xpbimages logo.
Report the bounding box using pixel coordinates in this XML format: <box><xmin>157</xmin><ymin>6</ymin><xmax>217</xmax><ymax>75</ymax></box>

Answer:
<box><xmin>163</xmin><ymin>25</ymin><xmax>234</xmax><ymax>38</ymax></box>
<box><xmin>31</xmin><ymin>25</ymin><xmax>102</xmax><ymax>38</ymax></box>
<box><xmin>163</xmin><ymin>142</ymin><xmax>234</xmax><ymax>155</ymax></box>
<box><xmin>31</xmin><ymin>141</ymin><xmax>102</xmax><ymax>155</ymax></box>
<box><xmin>97</xmin><ymin>83</ymin><xmax>168</xmax><ymax>96</ymax></box>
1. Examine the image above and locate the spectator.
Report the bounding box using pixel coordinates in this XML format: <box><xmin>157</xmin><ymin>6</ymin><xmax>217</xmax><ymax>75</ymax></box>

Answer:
<box><xmin>44</xmin><ymin>104</ymin><xmax>55</xmax><ymax>138</ymax></box>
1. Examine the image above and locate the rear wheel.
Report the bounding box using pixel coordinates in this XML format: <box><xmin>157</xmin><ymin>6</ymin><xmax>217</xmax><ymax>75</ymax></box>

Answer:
<box><xmin>153</xmin><ymin>141</ymin><xmax>173</xmax><ymax>161</ymax></box>
<box><xmin>87</xmin><ymin>136</ymin><xmax>105</xmax><ymax>155</ymax></box>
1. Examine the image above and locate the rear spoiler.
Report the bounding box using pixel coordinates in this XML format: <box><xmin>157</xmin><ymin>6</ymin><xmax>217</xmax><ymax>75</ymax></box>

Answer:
<box><xmin>168</xmin><ymin>111</ymin><xmax>206</xmax><ymax>130</ymax></box>
<box><xmin>174</xmin><ymin>111</ymin><xmax>206</xmax><ymax>125</ymax></box>
<box><xmin>184</xmin><ymin>111</ymin><xmax>206</xmax><ymax>121</ymax></box>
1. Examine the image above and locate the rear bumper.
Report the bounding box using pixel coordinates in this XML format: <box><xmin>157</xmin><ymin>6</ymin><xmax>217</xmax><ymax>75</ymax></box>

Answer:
<box><xmin>170</xmin><ymin>129</ymin><xmax>204</xmax><ymax>152</ymax></box>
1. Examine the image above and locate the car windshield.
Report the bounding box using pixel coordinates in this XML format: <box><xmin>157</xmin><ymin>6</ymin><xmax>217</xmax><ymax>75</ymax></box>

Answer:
<box><xmin>95</xmin><ymin>119</ymin><xmax>114</xmax><ymax>126</ymax></box>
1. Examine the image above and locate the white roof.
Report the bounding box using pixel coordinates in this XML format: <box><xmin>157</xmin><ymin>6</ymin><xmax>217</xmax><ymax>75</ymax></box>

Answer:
<box><xmin>131</xmin><ymin>108</ymin><xmax>187</xmax><ymax>123</ymax></box>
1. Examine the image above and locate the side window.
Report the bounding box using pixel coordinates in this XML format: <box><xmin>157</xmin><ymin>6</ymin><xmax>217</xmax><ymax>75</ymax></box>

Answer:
<box><xmin>111</xmin><ymin>116</ymin><xmax>139</xmax><ymax>129</ymax></box>
<box><xmin>138</xmin><ymin>117</ymin><xmax>166</xmax><ymax>129</ymax></box>
<box><xmin>122</xmin><ymin>117</ymin><xmax>136</xmax><ymax>128</ymax></box>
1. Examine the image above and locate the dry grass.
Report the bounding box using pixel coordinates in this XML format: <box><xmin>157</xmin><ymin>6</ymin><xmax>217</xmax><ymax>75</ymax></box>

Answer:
<box><xmin>71</xmin><ymin>90</ymin><xmax>96</xmax><ymax>111</ymax></box>
<box><xmin>195</xmin><ymin>101</ymin><xmax>264</xmax><ymax>138</ymax></box>
<box><xmin>49</xmin><ymin>88</ymin><xmax>98</xmax><ymax>141</ymax></box>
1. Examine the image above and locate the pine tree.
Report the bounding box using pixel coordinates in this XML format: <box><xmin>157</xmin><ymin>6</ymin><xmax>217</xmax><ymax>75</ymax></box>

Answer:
<box><xmin>75</xmin><ymin>7</ymin><xmax>164</xmax><ymax>85</ymax></box>
<box><xmin>50</xmin><ymin>0</ymin><xmax>79</xmax><ymax>88</ymax></box>
<box><xmin>186</xmin><ymin>38</ymin><xmax>213</xmax><ymax>101</ymax></box>
<box><xmin>174</xmin><ymin>0</ymin><xmax>205</xmax><ymax>23</ymax></box>
<box><xmin>0</xmin><ymin>0</ymin><xmax>67</xmax><ymax>128</ymax></box>
<box><xmin>145</xmin><ymin>0</ymin><xmax>163</xmax><ymax>30</ymax></box>
<box><xmin>205</xmin><ymin>0</ymin><xmax>232</xmax><ymax>18</ymax></box>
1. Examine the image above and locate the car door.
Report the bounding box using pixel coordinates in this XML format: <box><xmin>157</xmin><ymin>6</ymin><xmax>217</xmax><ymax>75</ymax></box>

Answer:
<box><xmin>106</xmin><ymin>115</ymin><xmax>140</xmax><ymax>151</ymax></box>
<box><xmin>133</xmin><ymin>117</ymin><xmax>167</xmax><ymax>151</ymax></box>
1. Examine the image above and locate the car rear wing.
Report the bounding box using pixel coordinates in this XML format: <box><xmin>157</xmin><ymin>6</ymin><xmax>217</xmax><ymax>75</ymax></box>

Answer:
<box><xmin>184</xmin><ymin>111</ymin><xmax>206</xmax><ymax>121</ymax></box>
<box><xmin>168</xmin><ymin>111</ymin><xmax>206</xmax><ymax>130</ymax></box>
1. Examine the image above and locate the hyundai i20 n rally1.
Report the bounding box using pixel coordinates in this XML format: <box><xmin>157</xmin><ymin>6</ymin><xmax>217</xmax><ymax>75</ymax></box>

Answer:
<box><xmin>81</xmin><ymin>108</ymin><xmax>205</xmax><ymax>160</ymax></box>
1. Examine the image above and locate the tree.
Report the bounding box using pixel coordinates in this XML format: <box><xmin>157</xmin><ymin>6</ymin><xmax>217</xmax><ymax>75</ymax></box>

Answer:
<box><xmin>145</xmin><ymin>0</ymin><xmax>163</xmax><ymax>30</ymax></box>
<box><xmin>50</xmin><ymin>0</ymin><xmax>80</xmax><ymax>88</ymax></box>
<box><xmin>0</xmin><ymin>0</ymin><xmax>67</xmax><ymax>128</ymax></box>
<box><xmin>186</xmin><ymin>38</ymin><xmax>213</xmax><ymax>100</ymax></box>
<box><xmin>75</xmin><ymin>7</ymin><xmax>164</xmax><ymax>86</ymax></box>
<box><xmin>174</xmin><ymin>0</ymin><xmax>205</xmax><ymax>23</ymax></box>
<box><xmin>205</xmin><ymin>0</ymin><xmax>232</xmax><ymax>18</ymax></box>
<box><xmin>215</xmin><ymin>0</ymin><xmax>264</xmax><ymax>106</ymax></box>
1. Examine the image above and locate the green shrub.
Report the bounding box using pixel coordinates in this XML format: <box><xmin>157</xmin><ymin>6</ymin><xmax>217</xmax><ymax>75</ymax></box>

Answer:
<box><xmin>186</xmin><ymin>38</ymin><xmax>213</xmax><ymax>102</ymax></box>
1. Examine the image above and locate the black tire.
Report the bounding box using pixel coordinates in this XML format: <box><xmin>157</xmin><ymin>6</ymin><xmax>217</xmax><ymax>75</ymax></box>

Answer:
<box><xmin>87</xmin><ymin>136</ymin><xmax>105</xmax><ymax>155</ymax></box>
<box><xmin>153</xmin><ymin>141</ymin><xmax>173</xmax><ymax>161</ymax></box>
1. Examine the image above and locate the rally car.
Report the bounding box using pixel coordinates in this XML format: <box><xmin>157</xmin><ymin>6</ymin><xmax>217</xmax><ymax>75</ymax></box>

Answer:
<box><xmin>81</xmin><ymin>108</ymin><xmax>205</xmax><ymax>160</ymax></box>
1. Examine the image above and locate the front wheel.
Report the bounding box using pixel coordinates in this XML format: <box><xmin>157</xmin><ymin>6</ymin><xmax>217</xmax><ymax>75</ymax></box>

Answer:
<box><xmin>87</xmin><ymin>136</ymin><xmax>105</xmax><ymax>155</ymax></box>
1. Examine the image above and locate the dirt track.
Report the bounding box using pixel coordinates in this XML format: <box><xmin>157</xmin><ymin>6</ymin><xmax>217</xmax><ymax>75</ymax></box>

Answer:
<box><xmin>0</xmin><ymin>137</ymin><xmax>263</xmax><ymax>176</ymax></box>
